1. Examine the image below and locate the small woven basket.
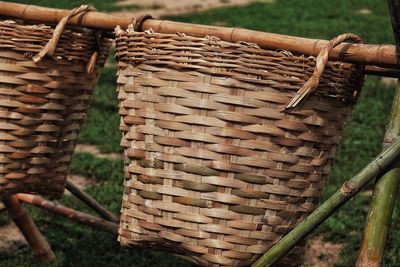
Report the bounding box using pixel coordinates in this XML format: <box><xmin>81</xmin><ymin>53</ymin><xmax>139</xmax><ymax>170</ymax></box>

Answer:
<box><xmin>0</xmin><ymin>14</ymin><xmax>111</xmax><ymax>198</ymax></box>
<box><xmin>116</xmin><ymin>25</ymin><xmax>364</xmax><ymax>266</ymax></box>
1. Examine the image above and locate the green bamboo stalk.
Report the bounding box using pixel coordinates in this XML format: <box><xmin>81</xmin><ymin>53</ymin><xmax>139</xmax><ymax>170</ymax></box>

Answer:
<box><xmin>356</xmin><ymin>163</ymin><xmax>400</xmax><ymax>267</ymax></box>
<box><xmin>355</xmin><ymin>2</ymin><xmax>400</xmax><ymax>266</ymax></box>
<box><xmin>356</xmin><ymin>84</ymin><xmax>400</xmax><ymax>267</ymax></box>
<box><xmin>252</xmin><ymin>138</ymin><xmax>400</xmax><ymax>267</ymax></box>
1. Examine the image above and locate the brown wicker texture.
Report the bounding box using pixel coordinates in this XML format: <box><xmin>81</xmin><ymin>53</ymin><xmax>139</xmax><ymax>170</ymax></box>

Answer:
<box><xmin>116</xmin><ymin>28</ymin><xmax>364</xmax><ymax>266</ymax></box>
<box><xmin>0</xmin><ymin>20</ymin><xmax>111</xmax><ymax>198</ymax></box>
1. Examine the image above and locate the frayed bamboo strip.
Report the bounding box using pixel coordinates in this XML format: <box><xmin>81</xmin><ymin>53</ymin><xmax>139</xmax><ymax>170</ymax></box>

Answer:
<box><xmin>2</xmin><ymin>196</ymin><xmax>55</xmax><ymax>262</ymax></box>
<box><xmin>16</xmin><ymin>194</ymin><xmax>119</xmax><ymax>235</ymax></box>
<box><xmin>0</xmin><ymin>1</ymin><xmax>398</xmax><ymax>69</ymax></box>
<box><xmin>356</xmin><ymin>1</ymin><xmax>400</xmax><ymax>266</ymax></box>
<box><xmin>66</xmin><ymin>181</ymin><xmax>119</xmax><ymax>223</ymax></box>
<box><xmin>252</xmin><ymin>137</ymin><xmax>400</xmax><ymax>267</ymax></box>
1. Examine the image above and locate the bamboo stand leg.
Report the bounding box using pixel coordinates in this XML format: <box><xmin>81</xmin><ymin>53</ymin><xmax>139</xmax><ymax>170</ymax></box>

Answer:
<box><xmin>2</xmin><ymin>195</ymin><xmax>55</xmax><ymax>262</ymax></box>
<box><xmin>356</xmin><ymin>2</ymin><xmax>400</xmax><ymax>266</ymax></box>
<box><xmin>17</xmin><ymin>194</ymin><xmax>119</xmax><ymax>235</ymax></box>
<box><xmin>356</xmin><ymin>85</ymin><xmax>400</xmax><ymax>267</ymax></box>
<box><xmin>66</xmin><ymin>180</ymin><xmax>119</xmax><ymax>223</ymax></box>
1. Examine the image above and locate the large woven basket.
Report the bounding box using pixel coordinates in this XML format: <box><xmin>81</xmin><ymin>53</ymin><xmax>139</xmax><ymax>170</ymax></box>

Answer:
<box><xmin>116</xmin><ymin>26</ymin><xmax>364</xmax><ymax>266</ymax></box>
<box><xmin>0</xmin><ymin>17</ymin><xmax>111</xmax><ymax>198</ymax></box>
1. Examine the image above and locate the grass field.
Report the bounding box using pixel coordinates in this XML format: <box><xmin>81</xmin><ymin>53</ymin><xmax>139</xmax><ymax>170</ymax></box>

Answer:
<box><xmin>0</xmin><ymin>0</ymin><xmax>399</xmax><ymax>266</ymax></box>
<box><xmin>9</xmin><ymin>0</ymin><xmax>146</xmax><ymax>12</ymax></box>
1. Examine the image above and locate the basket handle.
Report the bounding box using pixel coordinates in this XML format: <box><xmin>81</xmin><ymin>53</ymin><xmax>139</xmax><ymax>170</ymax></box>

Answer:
<box><xmin>32</xmin><ymin>5</ymin><xmax>99</xmax><ymax>73</ymax></box>
<box><xmin>285</xmin><ymin>33</ymin><xmax>362</xmax><ymax>109</ymax></box>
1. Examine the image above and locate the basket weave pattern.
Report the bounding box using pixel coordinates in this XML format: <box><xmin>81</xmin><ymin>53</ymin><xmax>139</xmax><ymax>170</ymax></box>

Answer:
<box><xmin>116</xmin><ymin>30</ymin><xmax>363</xmax><ymax>266</ymax></box>
<box><xmin>0</xmin><ymin>21</ymin><xmax>111</xmax><ymax>198</ymax></box>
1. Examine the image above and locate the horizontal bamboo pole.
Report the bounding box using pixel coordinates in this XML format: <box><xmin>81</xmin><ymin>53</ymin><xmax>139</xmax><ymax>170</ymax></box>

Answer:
<box><xmin>0</xmin><ymin>1</ymin><xmax>128</xmax><ymax>30</ymax></box>
<box><xmin>2</xmin><ymin>196</ymin><xmax>55</xmax><ymax>262</ymax></box>
<box><xmin>252</xmin><ymin>137</ymin><xmax>400</xmax><ymax>267</ymax></box>
<box><xmin>0</xmin><ymin>1</ymin><xmax>398</xmax><ymax>68</ymax></box>
<box><xmin>365</xmin><ymin>65</ymin><xmax>400</xmax><ymax>78</ymax></box>
<box><xmin>16</xmin><ymin>194</ymin><xmax>119</xmax><ymax>235</ymax></box>
<box><xmin>66</xmin><ymin>180</ymin><xmax>119</xmax><ymax>223</ymax></box>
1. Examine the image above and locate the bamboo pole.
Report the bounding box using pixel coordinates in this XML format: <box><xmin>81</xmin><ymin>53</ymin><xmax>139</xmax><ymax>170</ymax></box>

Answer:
<box><xmin>16</xmin><ymin>194</ymin><xmax>118</xmax><ymax>235</ymax></box>
<box><xmin>0</xmin><ymin>1</ymin><xmax>398</xmax><ymax>69</ymax></box>
<box><xmin>2</xmin><ymin>196</ymin><xmax>55</xmax><ymax>262</ymax></box>
<box><xmin>356</xmin><ymin>161</ymin><xmax>400</xmax><ymax>267</ymax></box>
<box><xmin>365</xmin><ymin>65</ymin><xmax>400</xmax><ymax>78</ymax></box>
<box><xmin>251</xmin><ymin>138</ymin><xmax>400</xmax><ymax>267</ymax></box>
<box><xmin>66</xmin><ymin>180</ymin><xmax>119</xmax><ymax>223</ymax></box>
<box><xmin>356</xmin><ymin>1</ymin><xmax>400</xmax><ymax>266</ymax></box>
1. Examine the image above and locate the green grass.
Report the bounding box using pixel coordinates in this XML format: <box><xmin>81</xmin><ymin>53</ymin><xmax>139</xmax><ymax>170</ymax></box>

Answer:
<box><xmin>319</xmin><ymin>79</ymin><xmax>396</xmax><ymax>266</ymax></box>
<box><xmin>78</xmin><ymin>66</ymin><xmax>122</xmax><ymax>153</ymax></box>
<box><xmin>1</xmin><ymin>0</ymin><xmax>399</xmax><ymax>266</ymax></box>
<box><xmin>169</xmin><ymin>0</ymin><xmax>393</xmax><ymax>44</ymax></box>
<box><xmin>9</xmin><ymin>0</ymin><xmax>150</xmax><ymax>12</ymax></box>
<box><xmin>10</xmin><ymin>0</ymin><xmax>118</xmax><ymax>11</ymax></box>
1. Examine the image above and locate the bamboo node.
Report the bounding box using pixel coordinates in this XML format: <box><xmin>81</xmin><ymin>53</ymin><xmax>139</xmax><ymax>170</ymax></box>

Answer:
<box><xmin>340</xmin><ymin>182</ymin><xmax>355</xmax><ymax>196</ymax></box>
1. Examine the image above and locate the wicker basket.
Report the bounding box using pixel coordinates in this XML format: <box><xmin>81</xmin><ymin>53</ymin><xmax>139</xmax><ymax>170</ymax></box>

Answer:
<box><xmin>0</xmin><ymin>18</ymin><xmax>111</xmax><ymax>198</ymax></box>
<box><xmin>115</xmin><ymin>26</ymin><xmax>364</xmax><ymax>266</ymax></box>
